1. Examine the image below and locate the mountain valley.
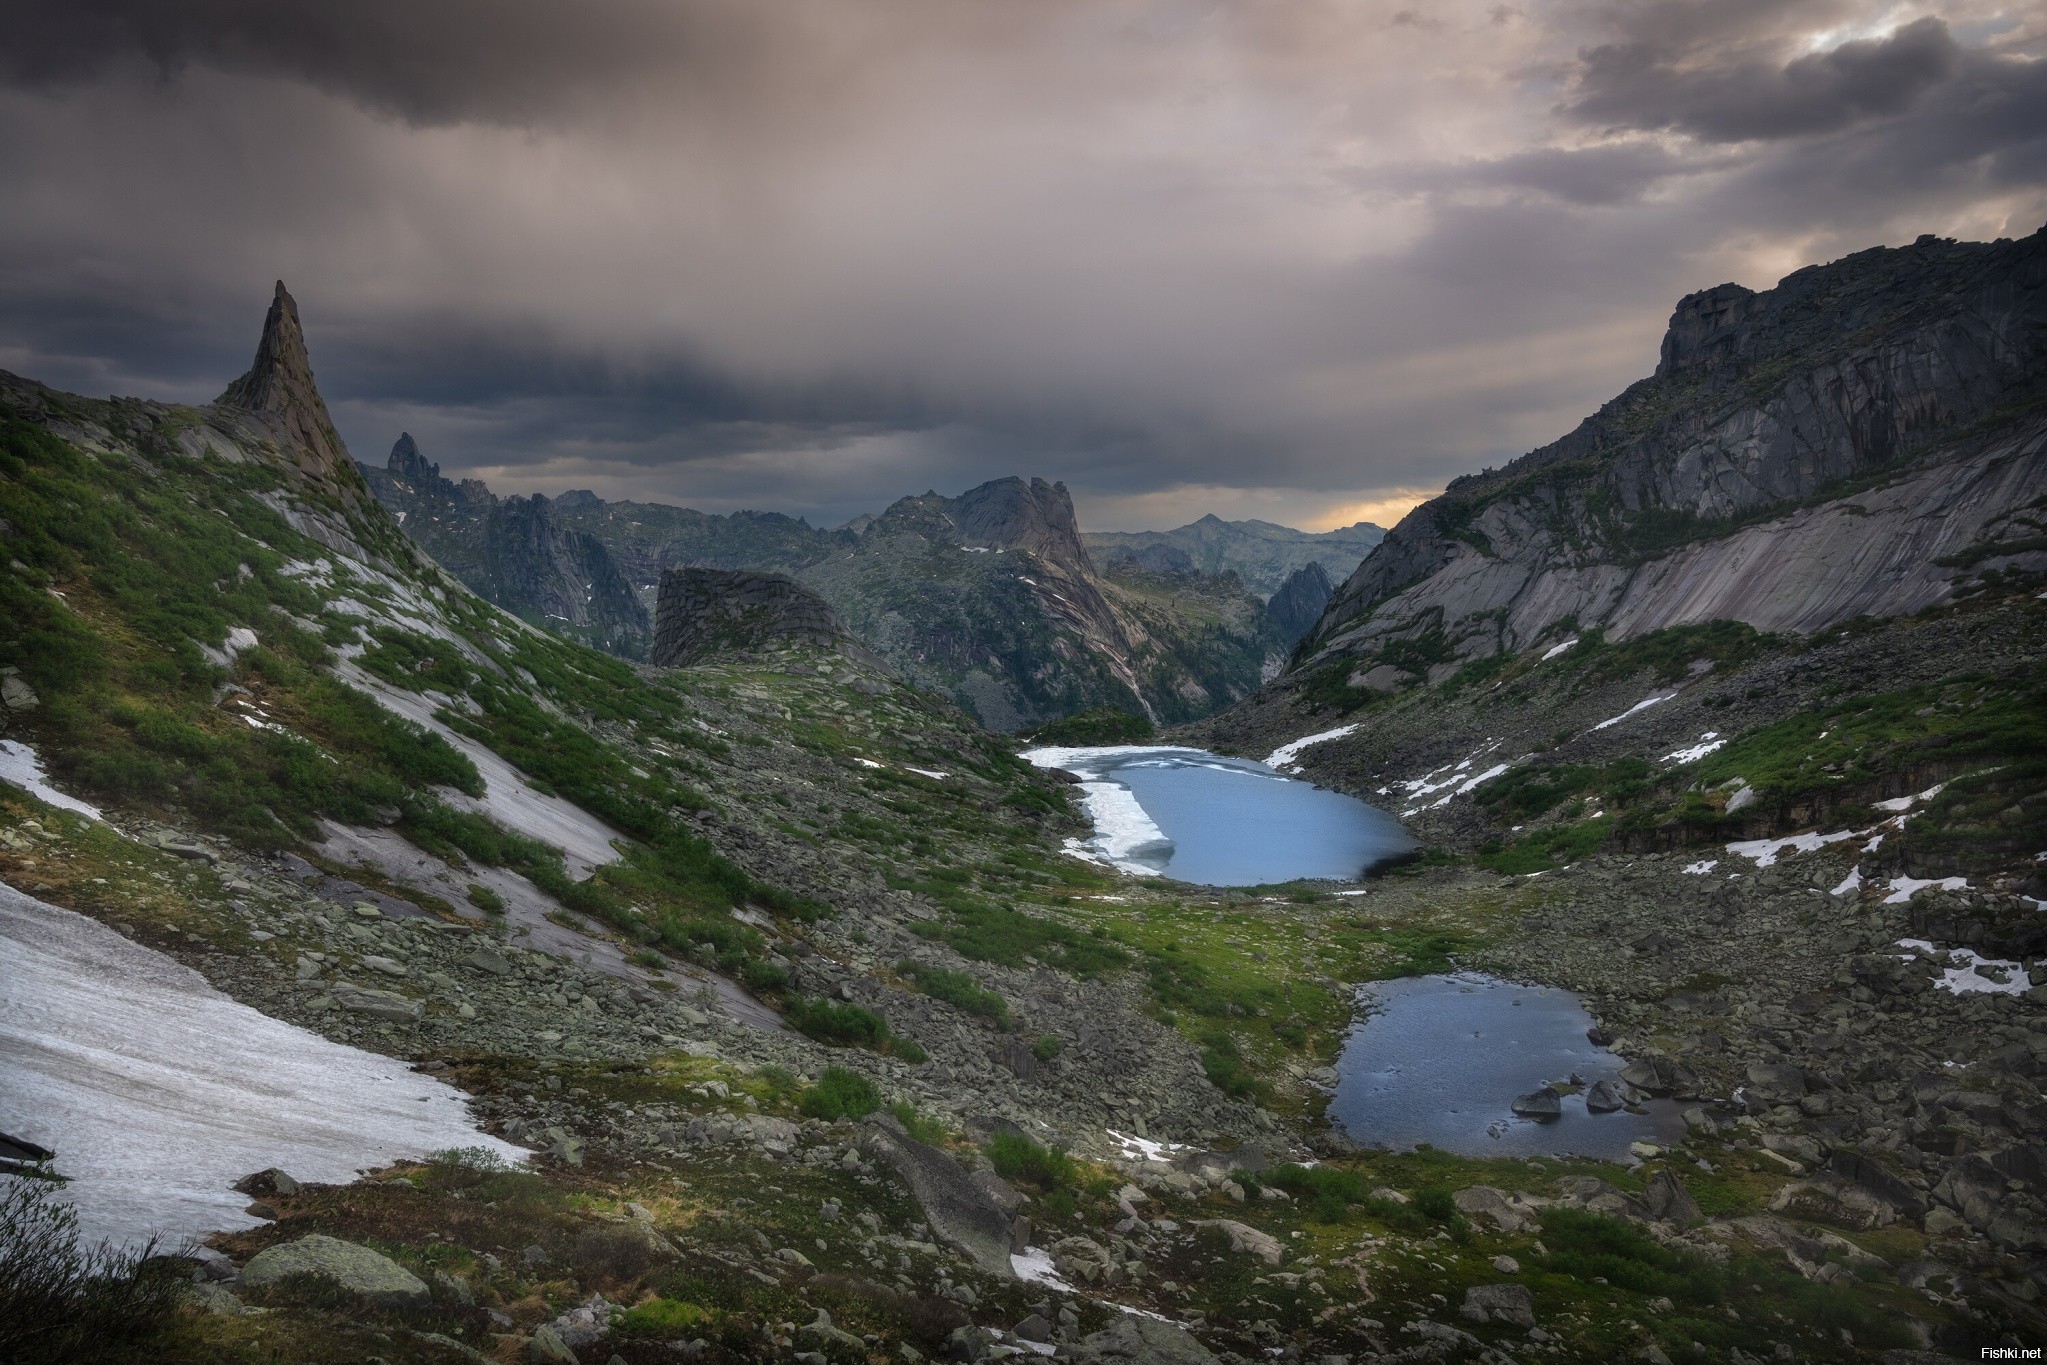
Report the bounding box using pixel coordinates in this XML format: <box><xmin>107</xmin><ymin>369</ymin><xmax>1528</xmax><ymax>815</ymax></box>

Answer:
<box><xmin>2</xmin><ymin>223</ymin><xmax>2046</xmax><ymax>1365</ymax></box>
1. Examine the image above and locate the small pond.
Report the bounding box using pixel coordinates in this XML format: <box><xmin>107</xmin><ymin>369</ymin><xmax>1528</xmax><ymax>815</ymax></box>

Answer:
<box><xmin>1021</xmin><ymin>744</ymin><xmax>1413</xmax><ymax>886</ymax></box>
<box><xmin>1328</xmin><ymin>972</ymin><xmax>1687</xmax><ymax>1161</ymax></box>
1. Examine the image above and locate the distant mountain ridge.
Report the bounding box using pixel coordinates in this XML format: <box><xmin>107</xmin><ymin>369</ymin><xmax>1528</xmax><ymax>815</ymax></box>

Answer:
<box><xmin>1083</xmin><ymin>513</ymin><xmax>1384</xmax><ymax>598</ymax></box>
<box><xmin>362</xmin><ymin>454</ymin><xmax>1291</xmax><ymax>729</ymax></box>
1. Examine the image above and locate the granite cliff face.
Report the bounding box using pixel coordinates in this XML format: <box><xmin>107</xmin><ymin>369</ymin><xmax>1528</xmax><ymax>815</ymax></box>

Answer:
<box><xmin>1264</xmin><ymin>561</ymin><xmax>1333</xmax><ymax>648</ymax></box>
<box><xmin>805</xmin><ymin>477</ymin><xmax>1287</xmax><ymax>730</ymax></box>
<box><xmin>1302</xmin><ymin>227</ymin><xmax>2047</xmax><ymax>679</ymax></box>
<box><xmin>359</xmin><ymin>436</ymin><xmax>650</xmax><ymax>657</ymax></box>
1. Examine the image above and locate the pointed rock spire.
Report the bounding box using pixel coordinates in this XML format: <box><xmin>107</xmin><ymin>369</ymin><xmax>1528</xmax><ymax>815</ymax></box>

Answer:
<box><xmin>217</xmin><ymin>281</ymin><xmax>359</xmax><ymax>495</ymax></box>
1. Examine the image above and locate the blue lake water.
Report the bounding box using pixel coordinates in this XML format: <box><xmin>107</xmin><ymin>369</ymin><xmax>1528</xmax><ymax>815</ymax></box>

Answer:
<box><xmin>1328</xmin><ymin>973</ymin><xmax>1686</xmax><ymax>1160</ymax></box>
<box><xmin>1021</xmin><ymin>744</ymin><xmax>1414</xmax><ymax>886</ymax></box>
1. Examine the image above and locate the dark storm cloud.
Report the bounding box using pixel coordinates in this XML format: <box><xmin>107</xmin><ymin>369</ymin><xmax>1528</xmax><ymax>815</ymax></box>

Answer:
<box><xmin>1565</xmin><ymin>15</ymin><xmax>1963</xmax><ymax>142</ymax></box>
<box><xmin>0</xmin><ymin>0</ymin><xmax>754</xmax><ymax>126</ymax></box>
<box><xmin>0</xmin><ymin>1</ymin><xmax>2042</xmax><ymax>531</ymax></box>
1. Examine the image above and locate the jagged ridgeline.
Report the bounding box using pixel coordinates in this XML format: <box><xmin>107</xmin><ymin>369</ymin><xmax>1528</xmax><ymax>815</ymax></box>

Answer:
<box><xmin>0</xmin><ymin>282</ymin><xmax>1073</xmax><ymax>973</ymax></box>
<box><xmin>364</xmin><ymin>437</ymin><xmax>1376</xmax><ymax>729</ymax></box>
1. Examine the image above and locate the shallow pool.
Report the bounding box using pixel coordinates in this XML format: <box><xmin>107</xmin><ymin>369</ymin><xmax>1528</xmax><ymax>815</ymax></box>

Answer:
<box><xmin>1327</xmin><ymin>972</ymin><xmax>1686</xmax><ymax>1160</ymax></box>
<box><xmin>1022</xmin><ymin>744</ymin><xmax>1413</xmax><ymax>886</ymax></box>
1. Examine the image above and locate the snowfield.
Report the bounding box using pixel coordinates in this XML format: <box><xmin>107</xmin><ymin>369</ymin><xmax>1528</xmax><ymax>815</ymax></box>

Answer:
<box><xmin>0</xmin><ymin>884</ymin><xmax>525</xmax><ymax>1250</ymax></box>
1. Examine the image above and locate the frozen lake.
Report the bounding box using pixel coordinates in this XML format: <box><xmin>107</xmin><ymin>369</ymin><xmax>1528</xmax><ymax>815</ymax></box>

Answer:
<box><xmin>1022</xmin><ymin>744</ymin><xmax>1413</xmax><ymax>886</ymax></box>
<box><xmin>1328</xmin><ymin>972</ymin><xmax>1686</xmax><ymax>1160</ymax></box>
<box><xmin>0</xmin><ymin>882</ymin><xmax>524</xmax><ymax>1250</ymax></box>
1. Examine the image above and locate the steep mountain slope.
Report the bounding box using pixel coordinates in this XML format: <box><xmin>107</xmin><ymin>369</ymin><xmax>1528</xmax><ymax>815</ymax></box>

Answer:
<box><xmin>1085</xmin><ymin>513</ymin><xmax>1383</xmax><ymax>597</ymax></box>
<box><xmin>1301</xmin><ymin>228</ymin><xmax>2047</xmax><ymax>674</ymax></box>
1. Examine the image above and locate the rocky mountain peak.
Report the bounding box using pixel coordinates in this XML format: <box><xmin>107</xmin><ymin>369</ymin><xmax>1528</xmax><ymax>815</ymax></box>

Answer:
<box><xmin>216</xmin><ymin>281</ymin><xmax>361</xmax><ymax>500</ymax></box>
<box><xmin>387</xmin><ymin>431</ymin><xmax>439</xmax><ymax>485</ymax></box>
<box><xmin>948</xmin><ymin>476</ymin><xmax>1093</xmax><ymax>576</ymax></box>
<box><xmin>1655</xmin><ymin>282</ymin><xmax>1760</xmax><ymax>378</ymax></box>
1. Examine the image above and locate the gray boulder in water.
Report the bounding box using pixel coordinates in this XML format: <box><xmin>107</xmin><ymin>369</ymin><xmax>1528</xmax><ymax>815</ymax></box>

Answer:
<box><xmin>1584</xmin><ymin>1079</ymin><xmax>1624</xmax><ymax>1113</ymax></box>
<box><xmin>1511</xmin><ymin>1088</ymin><xmax>1562</xmax><ymax>1119</ymax></box>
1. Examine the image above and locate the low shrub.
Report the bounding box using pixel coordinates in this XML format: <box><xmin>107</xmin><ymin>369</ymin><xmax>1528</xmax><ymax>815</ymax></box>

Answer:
<box><xmin>0</xmin><ymin>1169</ymin><xmax>185</xmax><ymax>1365</ymax></box>
<box><xmin>787</xmin><ymin>998</ymin><xmax>890</xmax><ymax>1048</ymax></box>
<box><xmin>987</xmin><ymin>1132</ymin><xmax>1076</xmax><ymax>1191</ymax></box>
<box><xmin>800</xmin><ymin>1066</ymin><xmax>881</xmax><ymax>1121</ymax></box>
<box><xmin>616</xmin><ymin>1297</ymin><xmax>712</xmax><ymax>1338</ymax></box>
<box><xmin>896</xmin><ymin>961</ymin><xmax>1009</xmax><ymax>1025</ymax></box>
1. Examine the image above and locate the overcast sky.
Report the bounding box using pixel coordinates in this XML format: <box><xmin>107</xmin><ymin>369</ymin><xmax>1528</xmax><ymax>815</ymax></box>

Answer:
<box><xmin>2</xmin><ymin>1</ymin><xmax>2042</xmax><ymax>530</ymax></box>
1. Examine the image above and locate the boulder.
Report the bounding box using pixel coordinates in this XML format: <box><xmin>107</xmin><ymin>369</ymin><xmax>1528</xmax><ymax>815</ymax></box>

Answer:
<box><xmin>331</xmin><ymin>984</ymin><xmax>423</xmax><ymax>1022</ymax></box>
<box><xmin>1196</xmin><ymin>1218</ymin><xmax>1284</xmax><ymax>1265</ymax></box>
<box><xmin>1511</xmin><ymin>1088</ymin><xmax>1562</xmax><ymax>1119</ymax></box>
<box><xmin>1583</xmin><ymin>1079</ymin><xmax>1624</xmax><ymax>1113</ymax></box>
<box><xmin>1827</xmin><ymin>1151</ymin><xmax>1928</xmax><ymax>1217</ymax></box>
<box><xmin>863</xmin><ymin>1115</ymin><xmax>1015</xmax><ymax>1277</ymax></box>
<box><xmin>1617</xmin><ymin>1055</ymin><xmax>1696</xmax><ymax>1095</ymax></box>
<box><xmin>1642</xmin><ymin>1168</ymin><xmax>1702</xmax><ymax>1227</ymax></box>
<box><xmin>526</xmin><ymin>1325</ymin><xmax>579</xmax><ymax>1364</ymax></box>
<box><xmin>1459</xmin><ymin>1283</ymin><xmax>1536</xmax><ymax>1329</ymax></box>
<box><xmin>1453</xmin><ymin>1186</ymin><xmax>1538</xmax><ymax>1234</ymax></box>
<box><xmin>239</xmin><ymin>1234</ymin><xmax>430</xmax><ymax>1309</ymax></box>
<box><xmin>1065</xmin><ymin>1315</ymin><xmax>1217</xmax><ymax>1363</ymax></box>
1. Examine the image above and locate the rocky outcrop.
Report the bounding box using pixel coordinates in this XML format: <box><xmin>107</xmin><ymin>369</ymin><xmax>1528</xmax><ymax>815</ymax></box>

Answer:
<box><xmin>215</xmin><ymin>282</ymin><xmax>366</xmax><ymax>506</ymax></box>
<box><xmin>651</xmin><ymin>568</ymin><xmax>848</xmax><ymax>666</ymax></box>
<box><xmin>860</xmin><ymin>1114</ymin><xmax>1016</xmax><ymax>1278</ymax></box>
<box><xmin>1302</xmin><ymin>227</ymin><xmax>2047</xmax><ymax>677</ymax></box>
<box><xmin>1265</xmin><ymin>561</ymin><xmax>1332</xmax><ymax>647</ymax></box>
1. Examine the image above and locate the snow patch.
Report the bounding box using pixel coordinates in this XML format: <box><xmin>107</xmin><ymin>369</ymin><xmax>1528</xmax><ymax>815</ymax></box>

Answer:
<box><xmin>1883</xmin><ymin>875</ymin><xmax>1971</xmax><ymax>905</ymax></box>
<box><xmin>854</xmin><ymin>758</ymin><xmax>885</xmax><ymax>769</ymax></box>
<box><xmin>1830</xmin><ymin>867</ymin><xmax>1863</xmax><ymax>897</ymax></box>
<box><xmin>0</xmin><ymin>740</ymin><xmax>103</xmax><ymax>820</ymax></box>
<box><xmin>1011</xmin><ymin>1246</ymin><xmax>1080</xmax><ymax>1292</ymax></box>
<box><xmin>1593</xmin><ymin>693</ymin><xmax>1675</xmax><ymax>731</ymax></box>
<box><xmin>331</xmin><ymin>657</ymin><xmax>623</xmax><ymax>879</ymax></box>
<box><xmin>1896</xmin><ymin>938</ymin><xmax>2031</xmax><ymax>996</ymax></box>
<box><xmin>904</xmin><ymin>767</ymin><xmax>950</xmax><ymax>780</ymax></box>
<box><xmin>1106</xmin><ymin>1128</ymin><xmax>1189</xmax><ymax>1163</ymax></box>
<box><xmin>1725</xmin><ymin>830</ymin><xmax>1856</xmax><ymax>868</ymax></box>
<box><xmin>1264</xmin><ymin>724</ymin><xmax>1361</xmax><ymax>771</ymax></box>
<box><xmin>1873</xmin><ymin>782</ymin><xmax>1946</xmax><ymax>814</ymax></box>
<box><xmin>1682</xmin><ymin>860</ymin><xmax>1719</xmax><ymax>875</ymax></box>
<box><xmin>1663</xmin><ymin>733</ymin><xmax>1724</xmax><ymax>764</ymax></box>
<box><xmin>1541</xmin><ymin>638</ymin><xmax>1580</xmax><ymax>662</ymax></box>
<box><xmin>0</xmin><ymin>884</ymin><xmax>526</xmax><ymax>1250</ymax></box>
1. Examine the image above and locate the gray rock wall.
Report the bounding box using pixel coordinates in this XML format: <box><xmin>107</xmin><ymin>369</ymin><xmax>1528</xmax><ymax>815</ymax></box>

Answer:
<box><xmin>1303</xmin><ymin>225</ymin><xmax>2047</xmax><ymax>672</ymax></box>
<box><xmin>651</xmin><ymin>567</ymin><xmax>848</xmax><ymax>666</ymax></box>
